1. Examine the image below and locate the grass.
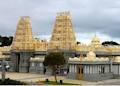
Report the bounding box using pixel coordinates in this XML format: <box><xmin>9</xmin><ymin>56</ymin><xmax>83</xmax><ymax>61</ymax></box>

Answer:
<box><xmin>38</xmin><ymin>80</ymin><xmax>80</xmax><ymax>85</ymax></box>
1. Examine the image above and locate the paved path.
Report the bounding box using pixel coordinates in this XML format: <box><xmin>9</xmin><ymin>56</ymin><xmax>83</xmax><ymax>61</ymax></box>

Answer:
<box><xmin>97</xmin><ymin>79</ymin><xmax>120</xmax><ymax>85</ymax></box>
<box><xmin>0</xmin><ymin>72</ymin><xmax>120</xmax><ymax>85</ymax></box>
<box><xmin>0</xmin><ymin>72</ymin><xmax>96</xmax><ymax>85</ymax></box>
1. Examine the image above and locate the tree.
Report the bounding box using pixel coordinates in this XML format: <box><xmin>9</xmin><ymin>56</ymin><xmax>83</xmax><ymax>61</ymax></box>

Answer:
<box><xmin>43</xmin><ymin>52</ymin><xmax>65</xmax><ymax>83</ymax></box>
<box><xmin>102</xmin><ymin>41</ymin><xmax>119</xmax><ymax>46</ymax></box>
<box><xmin>77</xmin><ymin>41</ymin><xmax>81</xmax><ymax>45</ymax></box>
<box><xmin>0</xmin><ymin>36</ymin><xmax>13</xmax><ymax>47</ymax></box>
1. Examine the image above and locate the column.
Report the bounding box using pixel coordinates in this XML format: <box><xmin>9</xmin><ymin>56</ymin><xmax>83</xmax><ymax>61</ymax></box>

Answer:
<box><xmin>73</xmin><ymin>65</ymin><xmax>75</xmax><ymax>73</ymax></box>
<box><xmin>88</xmin><ymin>65</ymin><xmax>90</xmax><ymax>74</ymax></box>
<box><xmin>94</xmin><ymin>65</ymin><xmax>97</xmax><ymax>74</ymax></box>
<box><xmin>84</xmin><ymin>65</ymin><xmax>86</xmax><ymax>74</ymax></box>
<box><xmin>92</xmin><ymin>66</ymin><xmax>94</xmax><ymax>74</ymax></box>
<box><xmin>74</xmin><ymin>65</ymin><xmax>76</xmax><ymax>73</ymax></box>
<box><xmin>90</xmin><ymin>65</ymin><xmax>92</xmax><ymax>74</ymax></box>
<box><xmin>69</xmin><ymin>65</ymin><xmax>72</xmax><ymax>72</ymax></box>
<box><xmin>86</xmin><ymin>65</ymin><xmax>88</xmax><ymax>74</ymax></box>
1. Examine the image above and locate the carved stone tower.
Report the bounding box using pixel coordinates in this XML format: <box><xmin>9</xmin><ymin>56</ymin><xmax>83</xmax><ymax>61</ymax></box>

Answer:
<box><xmin>49</xmin><ymin>12</ymin><xmax>76</xmax><ymax>50</ymax></box>
<box><xmin>11</xmin><ymin>16</ymin><xmax>34</xmax><ymax>73</ymax></box>
<box><xmin>12</xmin><ymin>16</ymin><xmax>34</xmax><ymax>50</ymax></box>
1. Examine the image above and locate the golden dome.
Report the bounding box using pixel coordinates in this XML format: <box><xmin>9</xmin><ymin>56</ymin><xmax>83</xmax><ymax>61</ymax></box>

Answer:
<box><xmin>86</xmin><ymin>51</ymin><xmax>96</xmax><ymax>61</ymax></box>
<box><xmin>91</xmin><ymin>35</ymin><xmax>101</xmax><ymax>46</ymax></box>
<box><xmin>92</xmin><ymin>35</ymin><xmax>100</xmax><ymax>43</ymax></box>
<box><xmin>87</xmin><ymin>51</ymin><xmax>96</xmax><ymax>57</ymax></box>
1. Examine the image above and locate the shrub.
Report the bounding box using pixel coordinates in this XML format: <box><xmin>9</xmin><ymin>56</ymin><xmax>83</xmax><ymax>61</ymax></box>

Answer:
<box><xmin>45</xmin><ymin>79</ymin><xmax>49</xmax><ymax>82</ymax></box>
<box><xmin>59</xmin><ymin>80</ymin><xmax>63</xmax><ymax>84</ymax></box>
<box><xmin>0</xmin><ymin>78</ymin><xmax>26</xmax><ymax>85</ymax></box>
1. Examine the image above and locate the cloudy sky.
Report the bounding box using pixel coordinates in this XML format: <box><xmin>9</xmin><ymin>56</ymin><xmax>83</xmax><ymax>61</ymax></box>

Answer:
<box><xmin>0</xmin><ymin>0</ymin><xmax>120</xmax><ymax>44</ymax></box>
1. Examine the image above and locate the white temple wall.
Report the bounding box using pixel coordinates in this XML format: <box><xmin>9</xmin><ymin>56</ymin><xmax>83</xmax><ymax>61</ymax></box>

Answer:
<box><xmin>105</xmin><ymin>65</ymin><xmax>109</xmax><ymax>73</ymax></box>
<box><xmin>113</xmin><ymin>65</ymin><xmax>119</xmax><ymax>75</ymax></box>
<box><xmin>118</xmin><ymin>65</ymin><xmax>120</xmax><ymax>75</ymax></box>
<box><xmin>82</xmin><ymin>65</ymin><xmax>111</xmax><ymax>74</ymax></box>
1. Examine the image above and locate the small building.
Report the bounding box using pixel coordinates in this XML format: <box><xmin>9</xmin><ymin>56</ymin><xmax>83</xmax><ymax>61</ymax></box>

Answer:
<box><xmin>67</xmin><ymin>51</ymin><xmax>120</xmax><ymax>81</ymax></box>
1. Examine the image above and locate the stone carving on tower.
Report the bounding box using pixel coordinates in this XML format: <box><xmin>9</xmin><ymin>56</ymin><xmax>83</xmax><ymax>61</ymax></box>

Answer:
<box><xmin>11</xmin><ymin>16</ymin><xmax>34</xmax><ymax>51</ymax></box>
<box><xmin>34</xmin><ymin>38</ymin><xmax>48</xmax><ymax>51</ymax></box>
<box><xmin>10</xmin><ymin>16</ymin><xmax>35</xmax><ymax>73</ymax></box>
<box><xmin>49</xmin><ymin>11</ymin><xmax>76</xmax><ymax>50</ymax></box>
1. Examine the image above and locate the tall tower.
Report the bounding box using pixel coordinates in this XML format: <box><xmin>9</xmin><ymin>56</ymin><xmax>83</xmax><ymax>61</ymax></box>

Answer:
<box><xmin>11</xmin><ymin>16</ymin><xmax>34</xmax><ymax>73</ymax></box>
<box><xmin>12</xmin><ymin>16</ymin><xmax>34</xmax><ymax>51</ymax></box>
<box><xmin>49</xmin><ymin>11</ymin><xmax>76</xmax><ymax>50</ymax></box>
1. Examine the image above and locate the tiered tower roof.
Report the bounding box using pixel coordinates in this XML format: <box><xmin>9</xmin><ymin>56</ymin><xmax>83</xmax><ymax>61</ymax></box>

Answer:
<box><xmin>49</xmin><ymin>11</ymin><xmax>76</xmax><ymax>50</ymax></box>
<box><xmin>11</xmin><ymin>16</ymin><xmax>34</xmax><ymax>51</ymax></box>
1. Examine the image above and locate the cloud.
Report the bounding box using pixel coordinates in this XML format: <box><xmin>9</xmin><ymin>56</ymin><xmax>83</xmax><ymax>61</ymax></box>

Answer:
<box><xmin>0</xmin><ymin>0</ymin><xmax>120</xmax><ymax>43</ymax></box>
<box><xmin>76</xmin><ymin>32</ymin><xmax>120</xmax><ymax>44</ymax></box>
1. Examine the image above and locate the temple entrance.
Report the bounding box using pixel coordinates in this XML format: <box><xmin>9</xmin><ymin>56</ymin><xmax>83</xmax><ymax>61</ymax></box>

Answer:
<box><xmin>15</xmin><ymin>53</ymin><xmax>20</xmax><ymax>72</ymax></box>
<box><xmin>77</xmin><ymin>65</ymin><xmax>84</xmax><ymax>80</ymax></box>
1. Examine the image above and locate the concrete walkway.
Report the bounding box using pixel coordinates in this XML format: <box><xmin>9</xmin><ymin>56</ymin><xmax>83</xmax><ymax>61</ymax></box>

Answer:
<box><xmin>0</xmin><ymin>72</ymin><xmax>47</xmax><ymax>83</ymax></box>
<box><xmin>0</xmin><ymin>72</ymin><xmax>96</xmax><ymax>85</ymax></box>
<box><xmin>96</xmin><ymin>79</ymin><xmax>120</xmax><ymax>85</ymax></box>
<box><xmin>0</xmin><ymin>72</ymin><xmax>120</xmax><ymax>85</ymax></box>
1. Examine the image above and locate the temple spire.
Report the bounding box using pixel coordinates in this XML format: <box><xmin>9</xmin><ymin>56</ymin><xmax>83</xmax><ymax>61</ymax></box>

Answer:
<box><xmin>49</xmin><ymin>11</ymin><xmax>76</xmax><ymax>50</ymax></box>
<box><xmin>11</xmin><ymin>16</ymin><xmax>34</xmax><ymax>51</ymax></box>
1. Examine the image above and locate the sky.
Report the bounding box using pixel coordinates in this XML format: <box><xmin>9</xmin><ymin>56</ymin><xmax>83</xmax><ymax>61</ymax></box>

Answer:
<box><xmin>0</xmin><ymin>0</ymin><xmax>120</xmax><ymax>44</ymax></box>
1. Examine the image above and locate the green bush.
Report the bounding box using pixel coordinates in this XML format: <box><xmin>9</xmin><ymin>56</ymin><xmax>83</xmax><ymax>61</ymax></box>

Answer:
<box><xmin>0</xmin><ymin>78</ymin><xmax>26</xmax><ymax>85</ymax></box>
<box><xmin>59</xmin><ymin>80</ymin><xmax>63</xmax><ymax>84</ymax></box>
<box><xmin>45</xmin><ymin>79</ymin><xmax>49</xmax><ymax>82</ymax></box>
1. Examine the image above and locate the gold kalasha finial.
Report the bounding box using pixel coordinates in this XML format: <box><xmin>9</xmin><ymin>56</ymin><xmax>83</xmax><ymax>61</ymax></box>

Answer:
<box><xmin>57</xmin><ymin>11</ymin><xmax>70</xmax><ymax>16</ymax></box>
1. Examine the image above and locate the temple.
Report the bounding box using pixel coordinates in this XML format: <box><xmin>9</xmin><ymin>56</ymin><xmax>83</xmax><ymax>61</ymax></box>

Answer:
<box><xmin>0</xmin><ymin>12</ymin><xmax>120</xmax><ymax>81</ymax></box>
